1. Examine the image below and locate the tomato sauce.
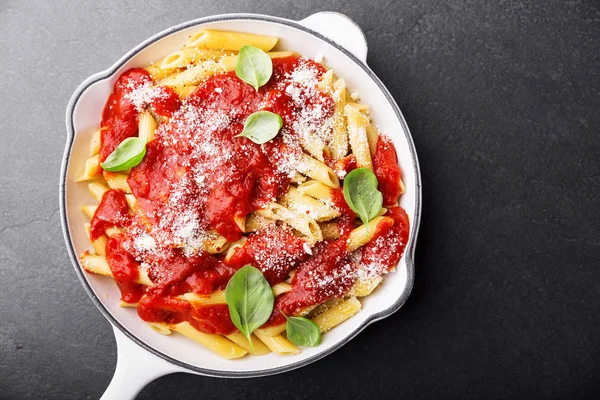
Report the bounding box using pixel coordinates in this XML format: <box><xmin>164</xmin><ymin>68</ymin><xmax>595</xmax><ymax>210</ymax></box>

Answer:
<box><xmin>93</xmin><ymin>56</ymin><xmax>410</xmax><ymax>336</ymax></box>
<box><xmin>89</xmin><ymin>189</ymin><xmax>131</xmax><ymax>240</ymax></box>
<box><xmin>373</xmin><ymin>135</ymin><xmax>403</xmax><ymax>206</ymax></box>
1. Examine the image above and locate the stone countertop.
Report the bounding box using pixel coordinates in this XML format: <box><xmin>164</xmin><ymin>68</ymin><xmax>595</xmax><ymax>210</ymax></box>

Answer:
<box><xmin>1</xmin><ymin>1</ymin><xmax>599</xmax><ymax>398</ymax></box>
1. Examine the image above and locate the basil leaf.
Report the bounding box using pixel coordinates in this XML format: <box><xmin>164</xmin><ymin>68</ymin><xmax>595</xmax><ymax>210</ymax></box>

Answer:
<box><xmin>282</xmin><ymin>312</ymin><xmax>321</xmax><ymax>347</ymax></box>
<box><xmin>342</xmin><ymin>168</ymin><xmax>383</xmax><ymax>226</ymax></box>
<box><xmin>235</xmin><ymin>45</ymin><xmax>273</xmax><ymax>91</ymax></box>
<box><xmin>100</xmin><ymin>137</ymin><xmax>146</xmax><ymax>172</ymax></box>
<box><xmin>225</xmin><ymin>265</ymin><xmax>274</xmax><ymax>348</ymax></box>
<box><xmin>236</xmin><ymin>111</ymin><xmax>283</xmax><ymax>144</ymax></box>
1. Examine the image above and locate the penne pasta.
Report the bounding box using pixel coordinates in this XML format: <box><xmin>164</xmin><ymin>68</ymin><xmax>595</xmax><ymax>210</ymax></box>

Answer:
<box><xmin>81</xmin><ymin>204</ymin><xmax>98</xmax><ymax>219</ymax></box>
<box><xmin>147</xmin><ymin>322</ymin><xmax>172</xmax><ymax>335</ymax></box>
<box><xmin>279</xmin><ymin>186</ymin><xmax>339</xmax><ymax>222</ymax></box>
<box><xmin>312</xmin><ymin>296</ymin><xmax>362</xmax><ymax>332</ymax></box>
<box><xmin>255</xmin><ymin>203</ymin><xmax>323</xmax><ymax>244</ymax></box>
<box><xmin>76</xmin><ymin>154</ymin><xmax>101</xmax><ymax>182</ymax></box>
<box><xmin>329</xmin><ymin>78</ymin><xmax>349</xmax><ymax>160</ymax></box>
<box><xmin>366</xmin><ymin>121</ymin><xmax>380</xmax><ymax>157</ymax></box>
<box><xmin>345</xmin><ymin>104</ymin><xmax>373</xmax><ymax>170</ymax></box>
<box><xmin>347</xmin><ymin>102</ymin><xmax>369</xmax><ymax>113</ymax></box>
<box><xmin>145</xmin><ymin>59</ymin><xmax>179</xmax><ymax>81</ymax></box>
<box><xmin>226</xmin><ymin>332</ymin><xmax>271</xmax><ymax>356</ymax></box>
<box><xmin>159</xmin><ymin>61</ymin><xmax>223</xmax><ymax>87</ymax></box>
<box><xmin>160</xmin><ymin>47</ymin><xmax>231</xmax><ymax>69</ymax></box>
<box><xmin>119</xmin><ymin>300</ymin><xmax>139</xmax><ymax>308</ymax></box>
<box><xmin>296</xmin><ymin>180</ymin><xmax>333</xmax><ymax>201</ymax></box>
<box><xmin>89</xmin><ymin>128</ymin><xmax>103</xmax><ymax>156</ymax></box>
<box><xmin>296</xmin><ymin>153</ymin><xmax>340</xmax><ymax>188</ymax></box>
<box><xmin>319</xmin><ymin>221</ymin><xmax>341</xmax><ymax>240</ymax></box>
<box><xmin>138</xmin><ymin>110</ymin><xmax>157</xmax><ymax>142</ymax></box>
<box><xmin>186</xmin><ymin>29</ymin><xmax>278</xmax><ymax>52</ymax></box>
<box><xmin>170</xmin><ymin>322</ymin><xmax>247</xmax><ymax>359</ymax></box>
<box><xmin>103</xmin><ymin>171</ymin><xmax>131</xmax><ymax>193</ymax></box>
<box><xmin>88</xmin><ymin>182</ymin><xmax>109</xmax><ymax>203</ymax></box>
<box><xmin>351</xmin><ymin>276</ymin><xmax>383</xmax><ymax>297</ymax></box>
<box><xmin>255</xmin><ymin>323</ymin><xmax>287</xmax><ymax>337</ymax></box>
<box><xmin>79</xmin><ymin>253</ymin><xmax>152</xmax><ymax>286</ymax></box>
<box><xmin>170</xmin><ymin>85</ymin><xmax>197</xmax><ymax>98</ymax></box>
<box><xmin>84</xmin><ymin>223</ymin><xmax>107</xmax><ymax>256</ymax></box>
<box><xmin>224</xmin><ymin>237</ymin><xmax>248</xmax><ymax>263</ymax></box>
<box><xmin>253</xmin><ymin>331</ymin><xmax>299</xmax><ymax>355</ymax></box>
<box><xmin>346</xmin><ymin>216</ymin><xmax>393</xmax><ymax>252</ymax></box>
<box><xmin>244</xmin><ymin>214</ymin><xmax>275</xmax><ymax>233</ymax></box>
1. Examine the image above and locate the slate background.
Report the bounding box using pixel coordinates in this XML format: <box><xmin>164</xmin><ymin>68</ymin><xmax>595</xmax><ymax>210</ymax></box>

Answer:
<box><xmin>1</xmin><ymin>0</ymin><xmax>599</xmax><ymax>398</ymax></box>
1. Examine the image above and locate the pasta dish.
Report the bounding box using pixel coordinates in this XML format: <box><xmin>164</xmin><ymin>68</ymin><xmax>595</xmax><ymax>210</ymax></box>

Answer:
<box><xmin>77</xmin><ymin>29</ymin><xmax>410</xmax><ymax>358</ymax></box>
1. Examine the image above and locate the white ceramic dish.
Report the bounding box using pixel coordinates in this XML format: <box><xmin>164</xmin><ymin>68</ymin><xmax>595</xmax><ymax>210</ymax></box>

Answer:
<box><xmin>61</xmin><ymin>12</ymin><xmax>421</xmax><ymax>399</ymax></box>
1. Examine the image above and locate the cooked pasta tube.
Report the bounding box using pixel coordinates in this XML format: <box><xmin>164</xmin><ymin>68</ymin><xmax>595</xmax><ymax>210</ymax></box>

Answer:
<box><xmin>170</xmin><ymin>322</ymin><xmax>247</xmax><ymax>359</ymax></box>
<box><xmin>226</xmin><ymin>332</ymin><xmax>271</xmax><ymax>356</ymax></box>
<box><xmin>185</xmin><ymin>29</ymin><xmax>278</xmax><ymax>52</ymax></box>
<box><xmin>103</xmin><ymin>172</ymin><xmax>131</xmax><ymax>193</ymax></box>
<box><xmin>351</xmin><ymin>276</ymin><xmax>383</xmax><ymax>297</ymax></box>
<box><xmin>244</xmin><ymin>214</ymin><xmax>275</xmax><ymax>233</ymax></box>
<box><xmin>296</xmin><ymin>180</ymin><xmax>333</xmax><ymax>201</ymax></box>
<box><xmin>312</xmin><ymin>296</ymin><xmax>362</xmax><ymax>332</ymax></box>
<box><xmin>84</xmin><ymin>223</ymin><xmax>107</xmax><ymax>256</ymax></box>
<box><xmin>345</xmin><ymin>104</ymin><xmax>373</xmax><ymax>170</ymax></box>
<box><xmin>89</xmin><ymin>128</ymin><xmax>103</xmax><ymax>156</ymax></box>
<box><xmin>147</xmin><ymin>322</ymin><xmax>172</xmax><ymax>335</ymax></box>
<box><xmin>159</xmin><ymin>61</ymin><xmax>223</xmax><ymax>87</ymax></box>
<box><xmin>224</xmin><ymin>237</ymin><xmax>248</xmax><ymax>263</ymax></box>
<box><xmin>253</xmin><ymin>331</ymin><xmax>299</xmax><ymax>355</ymax></box>
<box><xmin>88</xmin><ymin>182</ymin><xmax>109</xmax><ymax>203</ymax></box>
<box><xmin>81</xmin><ymin>204</ymin><xmax>98</xmax><ymax>219</ymax></box>
<box><xmin>138</xmin><ymin>110</ymin><xmax>157</xmax><ymax>142</ymax></box>
<box><xmin>279</xmin><ymin>186</ymin><xmax>339</xmax><ymax>222</ymax></box>
<box><xmin>76</xmin><ymin>154</ymin><xmax>101</xmax><ymax>182</ymax></box>
<box><xmin>319</xmin><ymin>221</ymin><xmax>341</xmax><ymax>240</ymax></box>
<box><xmin>145</xmin><ymin>59</ymin><xmax>179</xmax><ymax>81</ymax></box>
<box><xmin>346</xmin><ymin>216</ymin><xmax>392</xmax><ymax>252</ymax></box>
<box><xmin>170</xmin><ymin>85</ymin><xmax>197</xmax><ymax>98</ymax></box>
<box><xmin>255</xmin><ymin>323</ymin><xmax>287</xmax><ymax>337</ymax></box>
<box><xmin>161</xmin><ymin>47</ymin><xmax>231</xmax><ymax>69</ymax></box>
<box><xmin>255</xmin><ymin>203</ymin><xmax>322</xmax><ymax>243</ymax></box>
<box><xmin>296</xmin><ymin>153</ymin><xmax>340</xmax><ymax>188</ymax></box>
<box><xmin>79</xmin><ymin>253</ymin><xmax>152</xmax><ymax>286</ymax></box>
<box><xmin>366</xmin><ymin>122</ymin><xmax>380</xmax><ymax>157</ymax></box>
<box><xmin>329</xmin><ymin>78</ymin><xmax>349</xmax><ymax>160</ymax></box>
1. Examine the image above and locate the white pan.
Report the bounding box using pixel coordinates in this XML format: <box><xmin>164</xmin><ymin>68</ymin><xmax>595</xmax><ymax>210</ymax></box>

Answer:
<box><xmin>61</xmin><ymin>12</ymin><xmax>422</xmax><ymax>399</ymax></box>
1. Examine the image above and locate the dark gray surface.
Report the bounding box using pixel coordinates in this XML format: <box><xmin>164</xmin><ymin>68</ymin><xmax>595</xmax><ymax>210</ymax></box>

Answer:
<box><xmin>1</xmin><ymin>0</ymin><xmax>599</xmax><ymax>399</ymax></box>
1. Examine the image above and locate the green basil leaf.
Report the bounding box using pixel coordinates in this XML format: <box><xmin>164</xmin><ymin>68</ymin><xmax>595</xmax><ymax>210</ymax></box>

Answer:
<box><xmin>282</xmin><ymin>312</ymin><xmax>321</xmax><ymax>347</ymax></box>
<box><xmin>342</xmin><ymin>167</ymin><xmax>383</xmax><ymax>226</ymax></box>
<box><xmin>236</xmin><ymin>111</ymin><xmax>283</xmax><ymax>144</ymax></box>
<box><xmin>100</xmin><ymin>137</ymin><xmax>147</xmax><ymax>172</ymax></box>
<box><xmin>235</xmin><ymin>45</ymin><xmax>273</xmax><ymax>91</ymax></box>
<box><xmin>225</xmin><ymin>265</ymin><xmax>274</xmax><ymax>348</ymax></box>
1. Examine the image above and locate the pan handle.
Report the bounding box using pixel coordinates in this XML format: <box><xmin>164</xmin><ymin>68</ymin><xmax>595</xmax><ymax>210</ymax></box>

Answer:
<box><xmin>100</xmin><ymin>325</ymin><xmax>183</xmax><ymax>400</ymax></box>
<box><xmin>298</xmin><ymin>12</ymin><xmax>368</xmax><ymax>63</ymax></box>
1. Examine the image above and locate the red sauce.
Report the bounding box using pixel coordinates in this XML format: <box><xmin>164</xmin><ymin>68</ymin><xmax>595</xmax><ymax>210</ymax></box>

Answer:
<box><xmin>89</xmin><ymin>189</ymin><xmax>131</xmax><ymax>240</ymax></box>
<box><xmin>105</xmin><ymin>235</ymin><xmax>144</xmax><ymax>303</ymax></box>
<box><xmin>373</xmin><ymin>135</ymin><xmax>403</xmax><ymax>206</ymax></box>
<box><xmin>99</xmin><ymin>68</ymin><xmax>180</xmax><ymax>161</ymax></box>
<box><xmin>93</xmin><ymin>56</ymin><xmax>410</xmax><ymax>336</ymax></box>
<box><xmin>226</xmin><ymin>227</ymin><xmax>309</xmax><ymax>285</ymax></box>
<box><xmin>361</xmin><ymin>206</ymin><xmax>410</xmax><ymax>272</ymax></box>
<box><xmin>267</xmin><ymin>238</ymin><xmax>354</xmax><ymax>326</ymax></box>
